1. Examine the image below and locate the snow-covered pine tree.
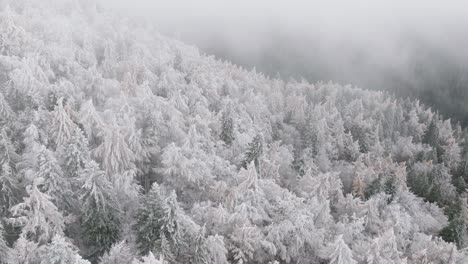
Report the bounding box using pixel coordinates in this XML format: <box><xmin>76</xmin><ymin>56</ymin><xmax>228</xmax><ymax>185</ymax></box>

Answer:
<box><xmin>220</xmin><ymin>108</ymin><xmax>235</xmax><ymax>146</ymax></box>
<box><xmin>134</xmin><ymin>183</ymin><xmax>190</xmax><ymax>261</ymax></box>
<box><xmin>9</xmin><ymin>177</ymin><xmax>65</xmax><ymax>244</ymax></box>
<box><xmin>0</xmin><ymin>163</ymin><xmax>19</xmax><ymax>216</ymax></box>
<box><xmin>36</xmin><ymin>145</ymin><xmax>72</xmax><ymax>211</ymax></box>
<box><xmin>323</xmin><ymin>234</ymin><xmax>357</xmax><ymax>264</ymax></box>
<box><xmin>193</xmin><ymin>225</ymin><xmax>228</xmax><ymax>264</ymax></box>
<box><xmin>0</xmin><ymin>222</ymin><xmax>10</xmax><ymax>264</ymax></box>
<box><xmin>79</xmin><ymin>160</ymin><xmax>121</xmax><ymax>261</ymax></box>
<box><xmin>50</xmin><ymin>97</ymin><xmax>77</xmax><ymax>148</ymax></box>
<box><xmin>41</xmin><ymin>235</ymin><xmax>90</xmax><ymax>264</ymax></box>
<box><xmin>241</xmin><ymin>134</ymin><xmax>263</xmax><ymax>171</ymax></box>
<box><xmin>62</xmin><ymin>127</ymin><xmax>90</xmax><ymax>180</ymax></box>
<box><xmin>99</xmin><ymin>241</ymin><xmax>134</xmax><ymax>264</ymax></box>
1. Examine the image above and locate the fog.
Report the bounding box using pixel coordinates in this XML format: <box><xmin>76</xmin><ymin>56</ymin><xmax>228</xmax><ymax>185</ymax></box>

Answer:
<box><xmin>98</xmin><ymin>0</ymin><xmax>468</xmax><ymax>125</ymax></box>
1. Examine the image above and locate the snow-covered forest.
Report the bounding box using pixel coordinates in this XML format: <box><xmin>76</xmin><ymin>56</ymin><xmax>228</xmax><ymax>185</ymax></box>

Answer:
<box><xmin>1</xmin><ymin>0</ymin><xmax>468</xmax><ymax>263</ymax></box>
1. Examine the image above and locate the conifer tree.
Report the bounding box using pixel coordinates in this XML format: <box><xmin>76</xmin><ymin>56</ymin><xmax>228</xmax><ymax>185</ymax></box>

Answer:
<box><xmin>62</xmin><ymin>127</ymin><xmax>90</xmax><ymax>179</ymax></box>
<box><xmin>241</xmin><ymin>135</ymin><xmax>263</xmax><ymax>171</ymax></box>
<box><xmin>9</xmin><ymin>178</ymin><xmax>65</xmax><ymax>244</ymax></box>
<box><xmin>0</xmin><ymin>222</ymin><xmax>10</xmax><ymax>264</ymax></box>
<box><xmin>41</xmin><ymin>235</ymin><xmax>90</xmax><ymax>264</ymax></box>
<box><xmin>324</xmin><ymin>235</ymin><xmax>357</xmax><ymax>264</ymax></box>
<box><xmin>0</xmin><ymin>163</ymin><xmax>19</xmax><ymax>216</ymax></box>
<box><xmin>440</xmin><ymin>196</ymin><xmax>468</xmax><ymax>248</ymax></box>
<box><xmin>79</xmin><ymin>160</ymin><xmax>121</xmax><ymax>261</ymax></box>
<box><xmin>220</xmin><ymin>109</ymin><xmax>235</xmax><ymax>146</ymax></box>
<box><xmin>36</xmin><ymin>146</ymin><xmax>72</xmax><ymax>210</ymax></box>
<box><xmin>134</xmin><ymin>183</ymin><xmax>186</xmax><ymax>259</ymax></box>
<box><xmin>50</xmin><ymin>97</ymin><xmax>77</xmax><ymax>147</ymax></box>
<box><xmin>100</xmin><ymin>241</ymin><xmax>133</xmax><ymax>264</ymax></box>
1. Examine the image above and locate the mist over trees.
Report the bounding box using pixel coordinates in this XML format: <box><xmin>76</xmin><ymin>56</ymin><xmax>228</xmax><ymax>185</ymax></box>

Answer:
<box><xmin>1</xmin><ymin>0</ymin><xmax>468</xmax><ymax>263</ymax></box>
<box><xmin>197</xmin><ymin>28</ymin><xmax>468</xmax><ymax>126</ymax></box>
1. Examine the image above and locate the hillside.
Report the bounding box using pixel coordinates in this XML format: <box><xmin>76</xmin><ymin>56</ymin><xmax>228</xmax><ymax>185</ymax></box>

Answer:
<box><xmin>0</xmin><ymin>1</ymin><xmax>468</xmax><ymax>263</ymax></box>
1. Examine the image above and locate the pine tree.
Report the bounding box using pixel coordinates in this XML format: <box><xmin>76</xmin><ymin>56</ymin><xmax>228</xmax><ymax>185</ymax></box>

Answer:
<box><xmin>99</xmin><ymin>241</ymin><xmax>133</xmax><ymax>264</ymax></box>
<box><xmin>193</xmin><ymin>226</ymin><xmax>228</xmax><ymax>264</ymax></box>
<box><xmin>324</xmin><ymin>235</ymin><xmax>357</xmax><ymax>264</ymax></box>
<box><xmin>134</xmin><ymin>183</ymin><xmax>166</xmax><ymax>255</ymax></box>
<box><xmin>9</xmin><ymin>178</ymin><xmax>65</xmax><ymax>244</ymax></box>
<box><xmin>134</xmin><ymin>183</ymin><xmax>186</xmax><ymax>259</ymax></box>
<box><xmin>41</xmin><ymin>235</ymin><xmax>90</xmax><ymax>264</ymax></box>
<box><xmin>8</xmin><ymin>236</ymin><xmax>39</xmax><ymax>264</ymax></box>
<box><xmin>79</xmin><ymin>160</ymin><xmax>121</xmax><ymax>261</ymax></box>
<box><xmin>17</xmin><ymin>124</ymin><xmax>42</xmax><ymax>183</ymax></box>
<box><xmin>351</xmin><ymin>173</ymin><xmax>366</xmax><ymax>199</ymax></box>
<box><xmin>440</xmin><ymin>196</ymin><xmax>468</xmax><ymax>248</ymax></box>
<box><xmin>241</xmin><ymin>135</ymin><xmax>263</xmax><ymax>171</ymax></box>
<box><xmin>220</xmin><ymin>109</ymin><xmax>235</xmax><ymax>146</ymax></box>
<box><xmin>93</xmin><ymin>123</ymin><xmax>135</xmax><ymax>177</ymax></box>
<box><xmin>0</xmin><ymin>222</ymin><xmax>10</xmax><ymax>264</ymax></box>
<box><xmin>36</xmin><ymin>146</ymin><xmax>72</xmax><ymax>211</ymax></box>
<box><xmin>50</xmin><ymin>97</ymin><xmax>77</xmax><ymax>147</ymax></box>
<box><xmin>62</xmin><ymin>127</ymin><xmax>90</xmax><ymax>179</ymax></box>
<box><xmin>0</xmin><ymin>163</ymin><xmax>19</xmax><ymax>216</ymax></box>
<box><xmin>423</xmin><ymin>119</ymin><xmax>439</xmax><ymax>147</ymax></box>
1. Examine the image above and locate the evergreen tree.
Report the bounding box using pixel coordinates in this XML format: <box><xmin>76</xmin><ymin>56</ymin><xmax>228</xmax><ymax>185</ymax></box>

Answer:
<box><xmin>0</xmin><ymin>222</ymin><xmax>10</xmax><ymax>264</ymax></box>
<box><xmin>134</xmin><ymin>183</ymin><xmax>166</xmax><ymax>255</ymax></box>
<box><xmin>0</xmin><ymin>163</ymin><xmax>19</xmax><ymax>216</ymax></box>
<box><xmin>134</xmin><ymin>183</ymin><xmax>186</xmax><ymax>259</ymax></box>
<box><xmin>36</xmin><ymin>146</ymin><xmax>72</xmax><ymax>211</ymax></box>
<box><xmin>79</xmin><ymin>160</ymin><xmax>121</xmax><ymax>261</ymax></box>
<box><xmin>41</xmin><ymin>235</ymin><xmax>90</xmax><ymax>264</ymax></box>
<box><xmin>62</xmin><ymin>127</ymin><xmax>90</xmax><ymax>179</ymax></box>
<box><xmin>50</xmin><ymin>97</ymin><xmax>77</xmax><ymax>148</ymax></box>
<box><xmin>423</xmin><ymin>118</ymin><xmax>438</xmax><ymax>145</ymax></box>
<box><xmin>220</xmin><ymin>109</ymin><xmax>235</xmax><ymax>146</ymax></box>
<box><xmin>241</xmin><ymin>135</ymin><xmax>263</xmax><ymax>171</ymax></box>
<box><xmin>9</xmin><ymin>178</ymin><xmax>65</xmax><ymax>244</ymax></box>
<box><xmin>8</xmin><ymin>236</ymin><xmax>39</xmax><ymax>264</ymax></box>
<box><xmin>93</xmin><ymin>123</ymin><xmax>135</xmax><ymax>177</ymax></box>
<box><xmin>193</xmin><ymin>226</ymin><xmax>228</xmax><ymax>264</ymax></box>
<box><xmin>323</xmin><ymin>234</ymin><xmax>357</xmax><ymax>264</ymax></box>
<box><xmin>440</xmin><ymin>196</ymin><xmax>468</xmax><ymax>248</ymax></box>
<box><xmin>99</xmin><ymin>241</ymin><xmax>133</xmax><ymax>264</ymax></box>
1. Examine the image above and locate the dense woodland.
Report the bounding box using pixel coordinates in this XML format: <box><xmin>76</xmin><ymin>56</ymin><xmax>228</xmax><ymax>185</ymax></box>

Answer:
<box><xmin>1</xmin><ymin>1</ymin><xmax>468</xmax><ymax>263</ymax></box>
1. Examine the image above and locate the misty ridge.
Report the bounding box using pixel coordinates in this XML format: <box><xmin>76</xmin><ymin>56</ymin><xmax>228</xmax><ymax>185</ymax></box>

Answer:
<box><xmin>3</xmin><ymin>1</ymin><xmax>468</xmax><ymax>264</ymax></box>
<box><xmin>114</xmin><ymin>0</ymin><xmax>468</xmax><ymax>125</ymax></box>
<box><xmin>200</xmin><ymin>28</ymin><xmax>468</xmax><ymax>126</ymax></box>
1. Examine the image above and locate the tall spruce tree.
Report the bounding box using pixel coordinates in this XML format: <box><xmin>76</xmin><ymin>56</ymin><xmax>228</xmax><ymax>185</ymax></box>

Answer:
<box><xmin>79</xmin><ymin>160</ymin><xmax>121</xmax><ymax>262</ymax></box>
<box><xmin>241</xmin><ymin>135</ymin><xmax>263</xmax><ymax>171</ymax></box>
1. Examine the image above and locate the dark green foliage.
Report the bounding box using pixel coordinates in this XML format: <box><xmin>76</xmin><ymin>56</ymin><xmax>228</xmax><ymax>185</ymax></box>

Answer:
<box><xmin>440</xmin><ymin>217</ymin><xmax>466</xmax><ymax>248</ymax></box>
<box><xmin>134</xmin><ymin>184</ymin><xmax>166</xmax><ymax>255</ymax></box>
<box><xmin>291</xmin><ymin>157</ymin><xmax>305</xmax><ymax>177</ymax></box>
<box><xmin>134</xmin><ymin>184</ymin><xmax>185</xmax><ymax>258</ymax></box>
<box><xmin>220</xmin><ymin>111</ymin><xmax>235</xmax><ymax>146</ymax></box>
<box><xmin>408</xmin><ymin>171</ymin><xmax>431</xmax><ymax>199</ymax></box>
<box><xmin>364</xmin><ymin>178</ymin><xmax>382</xmax><ymax>200</ymax></box>
<box><xmin>79</xmin><ymin>161</ymin><xmax>121</xmax><ymax>262</ymax></box>
<box><xmin>364</xmin><ymin>176</ymin><xmax>397</xmax><ymax>203</ymax></box>
<box><xmin>440</xmin><ymin>198</ymin><xmax>466</xmax><ymax>248</ymax></box>
<box><xmin>241</xmin><ymin>135</ymin><xmax>263</xmax><ymax>171</ymax></box>
<box><xmin>423</xmin><ymin>119</ymin><xmax>439</xmax><ymax>146</ymax></box>
<box><xmin>81</xmin><ymin>198</ymin><xmax>121</xmax><ymax>262</ymax></box>
<box><xmin>383</xmin><ymin>177</ymin><xmax>397</xmax><ymax>202</ymax></box>
<box><xmin>454</xmin><ymin>176</ymin><xmax>466</xmax><ymax>194</ymax></box>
